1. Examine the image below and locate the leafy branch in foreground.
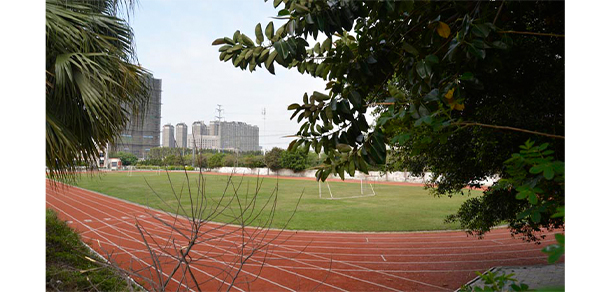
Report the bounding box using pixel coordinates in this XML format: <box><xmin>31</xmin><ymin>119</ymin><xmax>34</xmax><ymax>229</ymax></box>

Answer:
<box><xmin>213</xmin><ymin>0</ymin><xmax>564</xmax><ymax>241</ymax></box>
<box><xmin>46</xmin><ymin>0</ymin><xmax>150</xmax><ymax>182</ymax></box>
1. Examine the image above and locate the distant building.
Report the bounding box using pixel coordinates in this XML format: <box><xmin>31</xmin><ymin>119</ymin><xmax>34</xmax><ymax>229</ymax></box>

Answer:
<box><xmin>162</xmin><ymin>124</ymin><xmax>175</xmax><ymax>148</ymax></box>
<box><xmin>192</xmin><ymin>121</ymin><xmax>208</xmax><ymax>136</ymax></box>
<box><xmin>175</xmin><ymin>123</ymin><xmax>188</xmax><ymax>148</ymax></box>
<box><xmin>215</xmin><ymin>121</ymin><xmax>259</xmax><ymax>152</ymax></box>
<box><xmin>188</xmin><ymin>135</ymin><xmax>220</xmax><ymax>150</ymax></box>
<box><xmin>186</xmin><ymin>120</ymin><xmax>259</xmax><ymax>152</ymax></box>
<box><xmin>109</xmin><ymin>77</ymin><xmax>162</xmax><ymax>160</ymax></box>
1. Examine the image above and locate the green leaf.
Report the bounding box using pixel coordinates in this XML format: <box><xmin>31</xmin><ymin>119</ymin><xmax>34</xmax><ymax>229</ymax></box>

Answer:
<box><xmin>543</xmin><ymin>168</ymin><xmax>555</xmax><ymax>180</ymax></box>
<box><xmin>265</xmin><ymin>22</ymin><xmax>274</xmax><ymax>40</ymax></box>
<box><xmin>403</xmin><ymin>43</ymin><xmax>419</xmax><ymax>56</ymax></box>
<box><xmin>555</xmin><ymin>233</ymin><xmax>565</xmax><ymax>244</ymax></box>
<box><xmin>312</xmin><ymin>91</ymin><xmax>330</xmax><ymax>101</ymax></box>
<box><xmin>313</xmin><ymin>43</ymin><xmax>320</xmax><ymax>55</ymax></box>
<box><xmin>255</xmin><ymin>23</ymin><xmax>264</xmax><ymax>45</ymax></box>
<box><xmin>425</xmin><ymin>54</ymin><xmax>439</xmax><ymax>64</ymax></box>
<box><xmin>322</xmin><ymin>38</ymin><xmax>332</xmax><ymax>52</ymax></box>
<box><xmin>211</xmin><ymin>38</ymin><xmax>226</xmax><ymax>45</ymax></box>
<box><xmin>472</xmin><ymin>23</ymin><xmax>491</xmax><ymax>38</ymax></box>
<box><xmin>491</xmin><ymin>41</ymin><xmax>508</xmax><ymax>50</ymax></box>
<box><xmin>516</xmin><ymin>190</ymin><xmax>529</xmax><ymax>200</ymax></box>
<box><xmin>423</xmin><ymin>89</ymin><xmax>439</xmax><ymax>101</ymax></box>
<box><xmin>416</xmin><ymin>61</ymin><xmax>427</xmax><ymax>78</ymax></box>
<box><xmin>233</xmin><ymin>30</ymin><xmax>241</xmax><ymax>42</ymax></box>
<box><xmin>273</xmin><ymin>0</ymin><xmax>282</xmax><ymax>8</ymax></box>
<box><xmin>531</xmin><ymin>211</ymin><xmax>541</xmax><ymax>223</ymax></box>
<box><xmin>287</xmin><ymin>103</ymin><xmax>300</xmax><ymax>110</ymax></box>
<box><xmin>348</xmin><ymin>90</ymin><xmax>362</xmax><ymax>109</ymax></box>
<box><xmin>278</xmin><ymin>9</ymin><xmax>290</xmax><ymax>16</ymax></box>
<box><xmin>337</xmin><ymin>144</ymin><xmax>352</xmax><ymax>153</ymax></box>
<box><xmin>265</xmin><ymin>51</ymin><xmax>278</xmax><ymax>69</ymax></box>
<box><xmin>241</xmin><ymin>34</ymin><xmax>255</xmax><ymax>47</ymax></box>
<box><xmin>294</xmin><ymin>4</ymin><xmax>310</xmax><ymax>13</ymax></box>
<box><xmin>460</xmin><ymin>72</ymin><xmax>474</xmax><ymax>80</ymax></box>
<box><xmin>223</xmin><ymin>37</ymin><xmax>235</xmax><ymax>45</ymax></box>
<box><xmin>529</xmin><ymin>164</ymin><xmax>545</xmax><ymax>174</ymax></box>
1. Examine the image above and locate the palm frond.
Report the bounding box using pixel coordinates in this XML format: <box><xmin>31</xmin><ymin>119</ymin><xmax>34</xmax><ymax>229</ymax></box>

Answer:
<box><xmin>46</xmin><ymin>0</ymin><xmax>150</xmax><ymax>181</ymax></box>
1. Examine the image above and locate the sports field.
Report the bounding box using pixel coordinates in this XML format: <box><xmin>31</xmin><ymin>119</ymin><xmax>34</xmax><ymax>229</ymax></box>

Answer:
<box><xmin>74</xmin><ymin>171</ymin><xmax>482</xmax><ymax>232</ymax></box>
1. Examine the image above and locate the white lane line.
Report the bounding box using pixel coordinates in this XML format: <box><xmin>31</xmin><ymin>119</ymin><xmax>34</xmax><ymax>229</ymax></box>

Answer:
<box><xmin>66</xmin><ymin>220</ymin><xmax>73</xmax><ymax>224</ymax></box>
<box><xmin>54</xmin><ymin>182</ymin><xmax>548</xmax><ymax>292</ymax></box>
<box><xmin>104</xmin><ymin>218</ymin><xmax>111</xmax><ymax>221</ymax></box>
<box><xmin>64</xmin><ymin>184</ymin><xmax>541</xmax><ymax>243</ymax></box>
<box><xmin>84</xmin><ymin>219</ymin><xmax>92</xmax><ymax>223</ymax></box>
<box><xmin>492</xmin><ymin>239</ymin><xmax>504</xmax><ymax>245</ymax></box>
<box><xmin>272</xmin><ymin>243</ymin><xmax>452</xmax><ymax>291</ymax></box>
<box><xmin>63</xmin><ymin>185</ymin><xmax>402</xmax><ymax>291</ymax></box>
<box><xmin>48</xmin><ymin>186</ymin><xmax>297</xmax><ymax>292</ymax></box>
<box><xmin>381</xmin><ymin>255</ymin><xmax>386</xmax><ymax>262</ymax></box>
<box><xmin>46</xmin><ymin>200</ymin><xmax>196</xmax><ymax>292</ymax></box>
<box><xmin>46</xmin><ymin>189</ymin><xmax>240</xmax><ymax>292</ymax></box>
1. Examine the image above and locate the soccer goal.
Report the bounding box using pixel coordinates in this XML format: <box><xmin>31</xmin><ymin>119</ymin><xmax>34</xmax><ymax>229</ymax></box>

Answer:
<box><xmin>126</xmin><ymin>165</ymin><xmax>135</xmax><ymax>176</ymax></box>
<box><xmin>319</xmin><ymin>176</ymin><xmax>377</xmax><ymax>200</ymax></box>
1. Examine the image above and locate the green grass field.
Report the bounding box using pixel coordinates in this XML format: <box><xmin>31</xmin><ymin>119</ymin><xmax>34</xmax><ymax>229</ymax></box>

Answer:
<box><xmin>74</xmin><ymin>171</ymin><xmax>482</xmax><ymax>232</ymax></box>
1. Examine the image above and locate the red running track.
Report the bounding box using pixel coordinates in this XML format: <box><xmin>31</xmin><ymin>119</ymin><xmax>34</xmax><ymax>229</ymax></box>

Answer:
<box><xmin>46</xmin><ymin>180</ymin><xmax>562</xmax><ymax>291</ymax></box>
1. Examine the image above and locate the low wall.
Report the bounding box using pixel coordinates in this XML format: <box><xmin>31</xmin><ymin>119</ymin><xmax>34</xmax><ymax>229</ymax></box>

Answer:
<box><xmin>206</xmin><ymin>167</ymin><xmax>498</xmax><ymax>186</ymax></box>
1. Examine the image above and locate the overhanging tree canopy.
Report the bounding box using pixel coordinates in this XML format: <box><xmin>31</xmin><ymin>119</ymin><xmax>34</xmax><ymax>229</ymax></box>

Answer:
<box><xmin>213</xmin><ymin>0</ymin><xmax>564</xmax><ymax>240</ymax></box>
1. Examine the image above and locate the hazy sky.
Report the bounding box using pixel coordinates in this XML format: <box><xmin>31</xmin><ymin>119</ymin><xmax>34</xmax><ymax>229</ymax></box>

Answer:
<box><xmin>130</xmin><ymin>0</ymin><xmax>328</xmax><ymax>150</ymax></box>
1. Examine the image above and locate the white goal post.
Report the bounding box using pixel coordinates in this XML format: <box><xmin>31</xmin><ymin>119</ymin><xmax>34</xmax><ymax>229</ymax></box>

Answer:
<box><xmin>319</xmin><ymin>176</ymin><xmax>377</xmax><ymax>200</ymax></box>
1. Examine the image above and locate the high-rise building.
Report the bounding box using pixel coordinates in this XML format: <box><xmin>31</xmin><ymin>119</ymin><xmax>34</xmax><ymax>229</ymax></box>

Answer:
<box><xmin>175</xmin><ymin>123</ymin><xmax>188</xmax><ymax>148</ymax></box>
<box><xmin>215</xmin><ymin>121</ymin><xmax>260</xmax><ymax>152</ymax></box>
<box><xmin>187</xmin><ymin>120</ymin><xmax>259</xmax><ymax>152</ymax></box>
<box><xmin>192</xmin><ymin>121</ymin><xmax>208</xmax><ymax>136</ymax></box>
<box><xmin>162</xmin><ymin>124</ymin><xmax>175</xmax><ymax>148</ymax></box>
<box><xmin>110</xmin><ymin>77</ymin><xmax>162</xmax><ymax>159</ymax></box>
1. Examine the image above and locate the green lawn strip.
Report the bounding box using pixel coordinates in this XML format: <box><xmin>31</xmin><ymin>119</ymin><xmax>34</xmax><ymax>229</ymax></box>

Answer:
<box><xmin>46</xmin><ymin>209</ymin><xmax>138</xmax><ymax>291</ymax></box>
<box><xmin>74</xmin><ymin>171</ymin><xmax>482</xmax><ymax>232</ymax></box>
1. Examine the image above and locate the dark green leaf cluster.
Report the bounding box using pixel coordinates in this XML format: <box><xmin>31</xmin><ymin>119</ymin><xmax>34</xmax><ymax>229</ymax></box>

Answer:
<box><xmin>447</xmin><ymin>140</ymin><xmax>564</xmax><ymax>242</ymax></box>
<box><xmin>109</xmin><ymin>151</ymin><xmax>138</xmax><ymax>166</ymax></box>
<box><xmin>458</xmin><ymin>270</ymin><xmax>529</xmax><ymax>292</ymax></box>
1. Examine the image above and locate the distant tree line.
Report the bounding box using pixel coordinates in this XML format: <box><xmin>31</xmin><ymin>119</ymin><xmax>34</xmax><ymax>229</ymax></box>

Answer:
<box><xmin>133</xmin><ymin>146</ymin><xmax>324</xmax><ymax>172</ymax></box>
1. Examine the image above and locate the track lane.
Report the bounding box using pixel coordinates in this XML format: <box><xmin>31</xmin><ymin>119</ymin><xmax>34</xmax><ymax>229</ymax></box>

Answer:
<box><xmin>46</xmin><ymin>181</ymin><xmax>563</xmax><ymax>291</ymax></box>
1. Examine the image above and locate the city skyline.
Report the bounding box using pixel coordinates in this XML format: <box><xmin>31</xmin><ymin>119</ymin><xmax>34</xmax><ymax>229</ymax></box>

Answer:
<box><xmin>130</xmin><ymin>0</ymin><xmax>328</xmax><ymax>151</ymax></box>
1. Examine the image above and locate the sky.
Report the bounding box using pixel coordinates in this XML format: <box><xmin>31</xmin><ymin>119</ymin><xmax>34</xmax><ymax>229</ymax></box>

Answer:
<box><xmin>129</xmin><ymin>0</ymin><xmax>328</xmax><ymax>150</ymax></box>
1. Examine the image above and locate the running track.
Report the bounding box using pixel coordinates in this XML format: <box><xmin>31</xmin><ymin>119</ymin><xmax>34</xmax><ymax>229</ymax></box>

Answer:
<box><xmin>46</xmin><ymin>180</ymin><xmax>562</xmax><ymax>291</ymax></box>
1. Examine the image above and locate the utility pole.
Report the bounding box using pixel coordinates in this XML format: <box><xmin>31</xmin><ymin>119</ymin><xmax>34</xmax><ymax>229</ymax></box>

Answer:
<box><xmin>261</xmin><ymin>108</ymin><xmax>266</xmax><ymax>154</ymax></box>
<box><xmin>215</xmin><ymin>105</ymin><xmax>224</xmax><ymax>153</ymax></box>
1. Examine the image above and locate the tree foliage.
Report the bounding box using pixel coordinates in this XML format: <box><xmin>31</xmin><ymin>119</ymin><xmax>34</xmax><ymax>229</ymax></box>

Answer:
<box><xmin>264</xmin><ymin>147</ymin><xmax>284</xmax><ymax>171</ymax></box>
<box><xmin>214</xmin><ymin>0</ymin><xmax>564</xmax><ymax>240</ymax></box>
<box><xmin>280</xmin><ymin>147</ymin><xmax>311</xmax><ymax>172</ymax></box>
<box><xmin>46</xmin><ymin>0</ymin><xmax>150</xmax><ymax>180</ymax></box>
<box><xmin>109</xmin><ymin>151</ymin><xmax>138</xmax><ymax>166</ymax></box>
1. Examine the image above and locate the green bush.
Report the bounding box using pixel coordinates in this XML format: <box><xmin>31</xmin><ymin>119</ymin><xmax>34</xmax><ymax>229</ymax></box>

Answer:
<box><xmin>280</xmin><ymin>148</ymin><xmax>311</xmax><ymax>172</ymax></box>
<box><xmin>264</xmin><ymin>148</ymin><xmax>284</xmax><ymax>171</ymax></box>
<box><xmin>46</xmin><ymin>209</ymin><xmax>133</xmax><ymax>291</ymax></box>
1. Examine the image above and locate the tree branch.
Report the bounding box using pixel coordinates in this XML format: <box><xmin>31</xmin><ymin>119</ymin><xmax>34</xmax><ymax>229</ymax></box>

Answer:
<box><xmin>453</xmin><ymin>122</ymin><xmax>564</xmax><ymax>139</ymax></box>
<box><xmin>497</xmin><ymin>30</ymin><xmax>564</xmax><ymax>38</ymax></box>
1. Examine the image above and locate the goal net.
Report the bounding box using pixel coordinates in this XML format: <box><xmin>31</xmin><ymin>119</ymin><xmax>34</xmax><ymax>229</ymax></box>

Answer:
<box><xmin>319</xmin><ymin>176</ymin><xmax>377</xmax><ymax>200</ymax></box>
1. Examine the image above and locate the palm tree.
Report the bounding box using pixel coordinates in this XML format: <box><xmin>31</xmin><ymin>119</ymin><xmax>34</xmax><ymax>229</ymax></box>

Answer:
<box><xmin>46</xmin><ymin>0</ymin><xmax>149</xmax><ymax>181</ymax></box>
